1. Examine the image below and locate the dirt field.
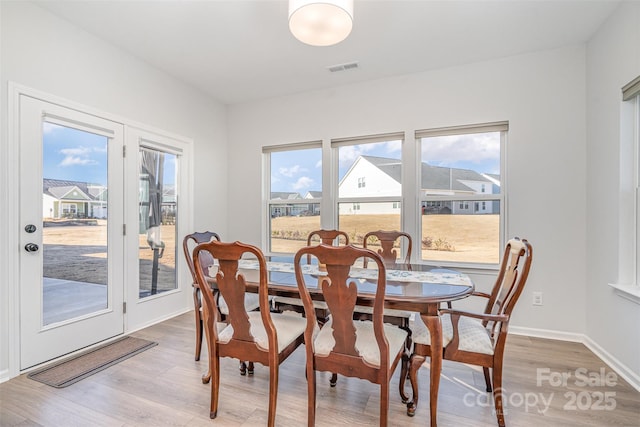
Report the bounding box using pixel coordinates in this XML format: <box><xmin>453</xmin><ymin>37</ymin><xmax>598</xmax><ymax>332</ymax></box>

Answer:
<box><xmin>42</xmin><ymin>213</ymin><xmax>498</xmax><ymax>293</ymax></box>
<box><xmin>271</xmin><ymin>214</ymin><xmax>499</xmax><ymax>264</ymax></box>
<box><xmin>43</xmin><ymin>221</ymin><xmax>177</xmax><ymax>294</ymax></box>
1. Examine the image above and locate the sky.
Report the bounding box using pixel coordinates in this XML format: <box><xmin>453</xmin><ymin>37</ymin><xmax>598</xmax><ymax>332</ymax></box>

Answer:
<box><xmin>270</xmin><ymin>133</ymin><xmax>501</xmax><ymax>194</ymax></box>
<box><xmin>43</xmin><ymin>122</ymin><xmax>176</xmax><ymax>186</ymax></box>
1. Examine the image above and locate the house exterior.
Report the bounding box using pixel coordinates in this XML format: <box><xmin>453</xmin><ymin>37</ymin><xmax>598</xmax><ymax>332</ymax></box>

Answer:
<box><xmin>42</xmin><ymin>178</ymin><xmax>108</xmax><ymax>219</ymax></box>
<box><xmin>336</xmin><ymin>155</ymin><xmax>499</xmax><ymax>215</ymax></box>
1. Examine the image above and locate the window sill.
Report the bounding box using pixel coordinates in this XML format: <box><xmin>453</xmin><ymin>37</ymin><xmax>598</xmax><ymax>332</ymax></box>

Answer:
<box><xmin>608</xmin><ymin>282</ymin><xmax>640</xmax><ymax>305</ymax></box>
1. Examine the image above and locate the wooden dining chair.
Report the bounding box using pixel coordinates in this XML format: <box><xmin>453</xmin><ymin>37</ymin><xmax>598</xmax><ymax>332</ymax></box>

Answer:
<box><xmin>193</xmin><ymin>240</ymin><xmax>306</xmax><ymax>426</ymax></box>
<box><xmin>306</xmin><ymin>229</ymin><xmax>349</xmax><ymax>260</ymax></box>
<box><xmin>402</xmin><ymin>237</ymin><xmax>533</xmax><ymax>427</ymax></box>
<box><xmin>362</xmin><ymin>230</ymin><xmax>412</xmax><ymax>269</ymax></box>
<box><xmin>356</xmin><ymin>230</ymin><xmax>414</xmax><ymax>334</ymax></box>
<box><xmin>294</xmin><ymin>244</ymin><xmax>409</xmax><ymax>427</ymax></box>
<box><xmin>182</xmin><ymin>231</ymin><xmax>259</xmax><ymax>377</ymax></box>
<box><xmin>274</xmin><ymin>229</ymin><xmax>349</xmax><ymax>320</ymax></box>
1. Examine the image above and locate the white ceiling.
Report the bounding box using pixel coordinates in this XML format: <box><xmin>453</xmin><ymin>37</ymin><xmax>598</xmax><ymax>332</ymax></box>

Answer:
<box><xmin>35</xmin><ymin>0</ymin><xmax>621</xmax><ymax>105</ymax></box>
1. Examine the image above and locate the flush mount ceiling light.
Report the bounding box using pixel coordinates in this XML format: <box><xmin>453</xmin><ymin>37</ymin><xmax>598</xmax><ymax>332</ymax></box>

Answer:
<box><xmin>289</xmin><ymin>0</ymin><xmax>354</xmax><ymax>47</ymax></box>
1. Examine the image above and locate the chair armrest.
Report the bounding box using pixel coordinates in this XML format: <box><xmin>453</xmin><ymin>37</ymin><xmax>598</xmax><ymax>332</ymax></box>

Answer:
<box><xmin>470</xmin><ymin>291</ymin><xmax>491</xmax><ymax>299</ymax></box>
<box><xmin>439</xmin><ymin>308</ymin><xmax>509</xmax><ymax>323</ymax></box>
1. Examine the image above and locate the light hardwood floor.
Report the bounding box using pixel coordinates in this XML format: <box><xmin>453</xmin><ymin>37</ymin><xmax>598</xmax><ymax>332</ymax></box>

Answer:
<box><xmin>1</xmin><ymin>312</ymin><xmax>638</xmax><ymax>426</ymax></box>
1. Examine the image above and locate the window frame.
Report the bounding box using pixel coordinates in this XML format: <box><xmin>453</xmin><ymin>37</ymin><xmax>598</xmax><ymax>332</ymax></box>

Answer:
<box><xmin>262</xmin><ymin>141</ymin><xmax>323</xmax><ymax>253</ymax></box>
<box><xmin>332</xmin><ymin>132</ymin><xmax>405</xmax><ymax>247</ymax></box>
<box><xmin>608</xmin><ymin>75</ymin><xmax>640</xmax><ymax>302</ymax></box>
<box><xmin>262</xmin><ymin>124</ymin><xmax>507</xmax><ymax>269</ymax></box>
<box><xmin>415</xmin><ymin>122</ymin><xmax>507</xmax><ymax>268</ymax></box>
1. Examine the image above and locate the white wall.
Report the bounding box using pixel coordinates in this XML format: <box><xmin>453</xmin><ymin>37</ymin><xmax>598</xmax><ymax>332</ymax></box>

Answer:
<box><xmin>228</xmin><ymin>46</ymin><xmax>588</xmax><ymax>337</ymax></box>
<box><xmin>586</xmin><ymin>1</ymin><xmax>640</xmax><ymax>386</ymax></box>
<box><xmin>0</xmin><ymin>2</ymin><xmax>228</xmax><ymax>379</ymax></box>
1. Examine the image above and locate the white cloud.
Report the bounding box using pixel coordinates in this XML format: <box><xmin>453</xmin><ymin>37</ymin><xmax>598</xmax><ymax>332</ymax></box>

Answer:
<box><xmin>58</xmin><ymin>146</ymin><xmax>98</xmax><ymax>167</ymax></box>
<box><xmin>279</xmin><ymin>164</ymin><xmax>306</xmax><ymax>177</ymax></box>
<box><xmin>421</xmin><ymin>134</ymin><xmax>500</xmax><ymax>165</ymax></box>
<box><xmin>59</xmin><ymin>156</ymin><xmax>98</xmax><ymax>166</ymax></box>
<box><xmin>292</xmin><ymin>176</ymin><xmax>314</xmax><ymax>190</ymax></box>
<box><xmin>60</xmin><ymin>147</ymin><xmax>92</xmax><ymax>156</ymax></box>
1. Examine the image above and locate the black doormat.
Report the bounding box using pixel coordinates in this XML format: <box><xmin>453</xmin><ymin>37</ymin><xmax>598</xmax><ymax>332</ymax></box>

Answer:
<box><xmin>27</xmin><ymin>336</ymin><xmax>157</xmax><ymax>388</ymax></box>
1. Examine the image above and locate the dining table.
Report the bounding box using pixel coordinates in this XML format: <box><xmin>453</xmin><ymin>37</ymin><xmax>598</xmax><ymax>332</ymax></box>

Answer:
<box><xmin>208</xmin><ymin>255</ymin><xmax>475</xmax><ymax>427</ymax></box>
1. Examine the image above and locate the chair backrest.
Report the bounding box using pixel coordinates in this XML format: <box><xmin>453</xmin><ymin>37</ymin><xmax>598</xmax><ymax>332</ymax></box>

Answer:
<box><xmin>306</xmin><ymin>229</ymin><xmax>349</xmax><ymax>264</ymax></box>
<box><xmin>307</xmin><ymin>229</ymin><xmax>350</xmax><ymax>246</ymax></box>
<box><xmin>362</xmin><ymin>230</ymin><xmax>412</xmax><ymax>268</ymax></box>
<box><xmin>193</xmin><ymin>240</ymin><xmax>274</xmax><ymax>345</ymax></box>
<box><xmin>183</xmin><ymin>231</ymin><xmax>221</xmax><ymax>284</ymax></box>
<box><xmin>484</xmin><ymin>237</ymin><xmax>533</xmax><ymax>328</ymax></box>
<box><xmin>294</xmin><ymin>244</ymin><xmax>389</xmax><ymax>362</ymax></box>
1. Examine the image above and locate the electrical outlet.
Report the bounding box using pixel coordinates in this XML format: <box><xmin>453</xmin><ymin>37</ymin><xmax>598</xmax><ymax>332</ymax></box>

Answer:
<box><xmin>532</xmin><ymin>291</ymin><xmax>543</xmax><ymax>306</ymax></box>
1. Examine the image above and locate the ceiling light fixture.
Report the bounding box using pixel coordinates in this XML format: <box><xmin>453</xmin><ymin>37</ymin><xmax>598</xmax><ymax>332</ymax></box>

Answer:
<box><xmin>288</xmin><ymin>0</ymin><xmax>354</xmax><ymax>47</ymax></box>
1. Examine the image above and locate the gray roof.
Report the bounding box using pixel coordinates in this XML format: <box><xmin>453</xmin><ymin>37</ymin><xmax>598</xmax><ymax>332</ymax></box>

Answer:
<box><xmin>270</xmin><ymin>191</ymin><xmax>302</xmax><ymax>200</ymax></box>
<box><xmin>361</xmin><ymin>155</ymin><xmax>496</xmax><ymax>192</ymax></box>
<box><xmin>43</xmin><ymin>178</ymin><xmax>94</xmax><ymax>200</ymax></box>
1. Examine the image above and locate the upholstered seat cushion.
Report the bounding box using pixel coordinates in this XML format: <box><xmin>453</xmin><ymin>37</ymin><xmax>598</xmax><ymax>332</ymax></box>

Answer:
<box><xmin>217</xmin><ymin>293</ymin><xmax>261</xmax><ymax>315</ymax></box>
<box><xmin>411</xmin><ymin>314</ymin><xmax>494</xmax><ymax>355</ymax></box>
<box><xmin>217</xmin><ymin>311</ymin><xmax>306</xmax><ymax>352</ymax></box>
<box><xmin>313</xmin><ymin>319</ymin><xmax>407</xmax><ymax>367</ymax></box>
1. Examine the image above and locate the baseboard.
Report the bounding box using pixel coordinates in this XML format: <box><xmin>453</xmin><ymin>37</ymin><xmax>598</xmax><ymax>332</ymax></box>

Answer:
<box><xmin>127</xmin><ymin>307</ymin><xmax>191</xmax><ymax>335</ymax></box>
<box><xmin>509</xmin><ymin>325</ymin><xmax>585</xmax><ymax>342</ymax></box>
<box><xmin>0</xmin><ymin>368</ymin><xmax>10</xmax><ymax>384</ymax></box>
<box><xmin>510</xmin><ymin>325</ymin><xmax>640</xmax><ymax>392</ymax></box>
<box><xmin>582</xmin><ymin>334</ymin><xmax>640</xmax><ymax>393</ymax></box>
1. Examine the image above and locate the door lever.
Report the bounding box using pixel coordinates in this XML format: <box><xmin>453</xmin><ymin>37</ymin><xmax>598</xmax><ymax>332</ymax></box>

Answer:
<box><xmin>24</xmin><ymin>243</ymin><xmax>39</xmax><ymax>252</ymax></box>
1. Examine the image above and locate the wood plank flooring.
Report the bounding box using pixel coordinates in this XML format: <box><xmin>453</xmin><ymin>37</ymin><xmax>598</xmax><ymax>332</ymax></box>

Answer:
<box><xmin>1</xmin><ymin>312</ymin><xmax>638</xmax><ymax>426</ymax></box>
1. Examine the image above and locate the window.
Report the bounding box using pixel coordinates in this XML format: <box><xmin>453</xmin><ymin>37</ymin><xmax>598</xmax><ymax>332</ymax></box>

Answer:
<box><xmin>610</xmin><ymin>75</ymin><xmax>640</xmax><ymax>300</ymax></box>
<box><xmin>263</xmin><ymin>124</ymin><xmax>506</xmax><ymax>268</ymax></box>
<box><xmin>263</xmin><ymin>142</ymin><xmax>322</xmax><ymax>253</ymax></box>
<box><xmin>61</xmin><ymin>203</ymin><xmax>77</xmax><ymax>216</ymax></box>
<box><xmin>333</xmin><ymin>133</ymin><xmax>403</xmax><ymax>245</ymax></box>
<box><xmin>416</xmin><ymin>122</ymin><xmax>506</xmax><ymax>265</ymax></box>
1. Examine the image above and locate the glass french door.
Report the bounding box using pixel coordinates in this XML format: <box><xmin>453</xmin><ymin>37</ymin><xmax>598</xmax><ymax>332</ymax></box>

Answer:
<box><xmin>124</xmin><ymin>128</ymin><xmax>186</xmax><ymax>329</ymax></box>
<box><xmin>19</xmin><ymin>95</ymin><xmax>125</xmax><ymax>369</ymax></box>
<box><xmin>138</xmin><ymin>146</ymin><xmax>178</xmax><ymax>298</ymax></box>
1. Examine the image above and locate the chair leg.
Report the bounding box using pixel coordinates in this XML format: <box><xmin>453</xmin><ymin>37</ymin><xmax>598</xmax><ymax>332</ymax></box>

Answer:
<box><xmin>195</xmin><ymin>316</ymin><xmax>203</xmax><ymax>361</ymax></box>
<box><xmin>380</xmin><ymin>381</ymin><xmax>390</xmax><ymax>427</ymax></box>
<box><xmin>483</xmin><ymin>367</ymin><xmax>492</xmax><ymax>392</ymax></box>
<box><xmin>492</xmin><ymin>363</ymin><xmax>505</xmax><ymax>427</ymax></box>
<box><xmin>267</xmin><ymin>365</ymin><xmax>279</xmax><ymax>427</ymax></box>
<box><xmin>193</xmin><ymin>288</ymin><xmax>203</xmax><ymax>361</ymax></box>
<box><xmin>406</xmin><ymin>353</ymin><xmax>426</xmax><ymax>417</ymax></box>
<box><xmin>240</xmin><ymin>361</ymin><xmax>256</xmax><ymax>376</ymax></box>
<box><xmin>399</xmin><ymin>351</ymin><xmax>410</xmax><ymax>403</ymax></box>
<box><xmin>307</xmin><ymin>366</ymin><xmax>316</xmax><ymax>427</ymax></box>
<box><xmin>329</xmin><ymin>373</ymin><xmax>338</xmax><ymax>387</ymax></box>
<box><xmin>209</xmin><ymin>355</ymin><xmax>220</xmax><ymax>419</ymax></box>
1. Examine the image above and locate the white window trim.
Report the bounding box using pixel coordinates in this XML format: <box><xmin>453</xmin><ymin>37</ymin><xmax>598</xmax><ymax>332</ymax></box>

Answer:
<box><xmin>417</xmin><ymin>122</ymin><xmax>507</xmax><ymax>269</ymax></box>
<box><xmin>262</xmin><ymin>141</ymin><xmax>323</xmax><ymax>253</ymax></box>
<box><xmin>261</xmin><ymin>125</ymin><xmax>507</xmax><ymax>269</ymax></box>
<box><xmin>609</xmin><ymin>80</ymin><xmax>640</xmax><ymax>304</ymax></box>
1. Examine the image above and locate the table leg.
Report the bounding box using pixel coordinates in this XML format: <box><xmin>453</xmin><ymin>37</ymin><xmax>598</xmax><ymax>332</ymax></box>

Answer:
<box><xmin>407</xmin><ymin>309</ymin><xmax>442</xmax><ymax>427</ymax></box>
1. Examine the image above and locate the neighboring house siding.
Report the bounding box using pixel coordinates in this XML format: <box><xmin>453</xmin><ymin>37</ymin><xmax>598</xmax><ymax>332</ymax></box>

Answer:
<box><xmin>42</xmin><ymin>194</ymin><xmax>56</xmax><ymax>218</ymax></box>
<box><xmin>338</xmin><ymin>155</ymin><xmax>498</xmax><ymax>216</ymax></box>
<box><xmin>338</xmin><ymin>157</ymin><xmax>402</xmax><ymax>215</ymax></box>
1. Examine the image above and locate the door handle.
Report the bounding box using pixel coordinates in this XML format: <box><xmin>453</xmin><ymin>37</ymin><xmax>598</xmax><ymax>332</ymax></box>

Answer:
<box><xmin>24</xmin><ymin>243</ymin><xmax>39</xmax><ymax>252</ymax></box>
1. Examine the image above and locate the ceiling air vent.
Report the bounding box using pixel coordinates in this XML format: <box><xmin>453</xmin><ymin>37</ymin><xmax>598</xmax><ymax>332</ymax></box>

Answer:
<box><xmin>327</xmin><ymin>61</ymin><xmax>359</xmax><ymax>73</ymax></box>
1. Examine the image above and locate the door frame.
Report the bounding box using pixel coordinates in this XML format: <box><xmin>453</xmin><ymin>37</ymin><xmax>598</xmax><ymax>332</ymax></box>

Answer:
<box><xmin>5</xmin><ymin>83</ymin><xmax>194</xmax><ymax>379</ymax></box>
